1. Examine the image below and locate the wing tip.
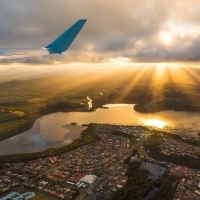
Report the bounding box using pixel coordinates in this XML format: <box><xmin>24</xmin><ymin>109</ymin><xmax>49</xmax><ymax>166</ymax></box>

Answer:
<box><xmin>45</xmin><ymin>19</ymin><xmax>87</xmax><ymax>54</ymax></box>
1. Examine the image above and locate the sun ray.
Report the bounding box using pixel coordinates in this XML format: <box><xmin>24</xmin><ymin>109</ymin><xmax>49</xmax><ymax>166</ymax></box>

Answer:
<box><xmin>116</xmin><ymin>65</ymin><xmax>152</xmax><ymax>102</ymax></box>
<box><xmin>181</xmin><ymin>67</ymin><xmax>200</xmax><ymax>85</ymax></box>
<box><xmin>156</xmin><ymin>67</ymin><xmax>200</xmax><ymax>109</ymax></box>
<box><xmin>174</xmin><ymin>67</ymin><xmax>200</xmax><ymax>106</ymax></box>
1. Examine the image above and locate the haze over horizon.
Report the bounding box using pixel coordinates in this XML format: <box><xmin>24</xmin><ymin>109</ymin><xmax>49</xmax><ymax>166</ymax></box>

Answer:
<box><xmin>1</xmin><ymin>0</ymin><xmax>200</xmax><ymax>68</ymax></box>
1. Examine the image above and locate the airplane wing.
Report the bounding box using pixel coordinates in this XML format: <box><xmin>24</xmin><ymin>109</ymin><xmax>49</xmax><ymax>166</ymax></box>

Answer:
<box><xmin>0</xmin><ymin>19</ymin><xmax>87</xmax><ymax>61</ymax></box>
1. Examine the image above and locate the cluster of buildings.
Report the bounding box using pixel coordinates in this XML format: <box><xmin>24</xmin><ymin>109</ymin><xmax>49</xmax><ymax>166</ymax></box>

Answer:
<box><xmin>0</xmin><ymin>170</ymin><xmax>26</xmax><ymax>193</ymax></box>
<box><xmin>94</xmin><ymin>124</ymin><xmax>147</xmax><ymax>136</ymax></box>
<box><xmin>161</xmin><ymin>138</ymin><xmax>200</xmax><ymax>158</ymax></box>
<box><xmin>12</xmin><ymin>155</ymin><xmax>63</xmax><ymax>176</ymax></box>
<box><xmin>160</xmin><ymin>137</ymin><xmax>200</xmax><ymax>199</ymax></box>
<box><xmin>0</xmin><ymin>191</ymin><xmax>35</xmax><ymax>200</ymax></box>
<box><xmin>137</xmin><ymin>133</ymin><xmax>200</xmax><ymax>200</ymax></box>
<box><xmin>78</xmin><ymin>132</ymin><xmax>129</xmax><ymax>194</ymax></box>
<box><xmin>0</xmin><ymin>124</ymin><xmax>136</xmax><ymax>200</ymax></box>
<box><xmin>132</xmin><ymin>129</ymin><xmax>200</xmax><ymax>200</ymax></box>
<box><xmin>25</xmin><ymin>178</ymin><xmax>77</xmax><ymax>199</ymax></box>
<box><xmin>0</xmin><ymin>123</ymin><xmax>200</xmax><ymax>200</ymax></box>
<box><xmin>172</xmin><ymin>165</ymin><xmax>199</xmax><ymax>199</ymax></box>
<box><xmin>44</xmin><ymin>129</ymin><xmax>132</xmax><ymax>196</ymax></box>
<box><xmin>170</xmin><ymin>164</ymin><xmax>200</xmax><ymax>200</ymax></box>
<box><xmin>1</xmin><ymin>157</ymin><xmax>77</xmax><ymax>199</ymax></box>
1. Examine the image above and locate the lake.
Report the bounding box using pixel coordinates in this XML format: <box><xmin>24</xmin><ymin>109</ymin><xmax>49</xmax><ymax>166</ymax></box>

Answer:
<box><xmin>140</xmin><ymin>162</ymin><xmax>166</xmax><ymax>180</ymax></box>
<box><xmin>0</xmin><ymin>104</ymin><xmax>200</xmax><ymax>155</ymax></box>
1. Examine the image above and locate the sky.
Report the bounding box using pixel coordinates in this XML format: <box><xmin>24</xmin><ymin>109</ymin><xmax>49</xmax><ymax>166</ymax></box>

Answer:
<box><xmin>1</xmin><ymin>0</ymin><xmax>200</xmax><ymax>67</ymax></box>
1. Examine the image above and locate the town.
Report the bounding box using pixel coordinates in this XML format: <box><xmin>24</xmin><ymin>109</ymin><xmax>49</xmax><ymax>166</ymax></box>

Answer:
<box><xmin>0</xmin><ymin>124</ymin><xmax>200</xmax><ymax>200</ymax></box>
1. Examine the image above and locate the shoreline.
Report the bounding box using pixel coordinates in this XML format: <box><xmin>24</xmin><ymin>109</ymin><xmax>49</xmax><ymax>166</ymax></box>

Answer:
<box><xmin>0</xmin><ymin>123</ymin><xmax>199</xmax><ymax>163</ymax></box>
<box><xmin>1</xmin><ymin>101</ymin><xmax>200</xmax><ymax>142</ymax></box>
<box><xmin>0</xmin><ymin>103</ymin><xmax>200</xmax><ymax>158</ymax></box>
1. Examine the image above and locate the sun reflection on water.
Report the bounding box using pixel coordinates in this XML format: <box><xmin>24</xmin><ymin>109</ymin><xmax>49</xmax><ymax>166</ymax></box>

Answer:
<box><xmin>143</xmin><ymin>119</ymin><xmax>168</xmax><ymax>128</ymax></box>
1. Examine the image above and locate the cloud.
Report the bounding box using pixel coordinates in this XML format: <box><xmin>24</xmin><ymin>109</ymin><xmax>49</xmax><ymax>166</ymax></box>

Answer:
<box><xmin>1</xmin><ymin>0</ymin><xmax>200</xmax><ymax>64</ymax></box>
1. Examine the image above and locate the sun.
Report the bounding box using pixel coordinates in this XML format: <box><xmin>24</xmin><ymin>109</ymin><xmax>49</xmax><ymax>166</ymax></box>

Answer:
<box><xmin>161</xmin><ymin>33</ymin><xmax>171</xmax><ymax>45</ymax></box>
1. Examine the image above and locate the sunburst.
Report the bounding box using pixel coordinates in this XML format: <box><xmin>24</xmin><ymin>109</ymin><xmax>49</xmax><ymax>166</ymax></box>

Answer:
<box><xmin>161</xmin><ymin>33</ymin><xmax>171</xmax><ymax>45</ymax></box>
<box><xmin>143</xmin><ymin>119</ymin><xmax>168</xmax><ymax>128</ymax></box>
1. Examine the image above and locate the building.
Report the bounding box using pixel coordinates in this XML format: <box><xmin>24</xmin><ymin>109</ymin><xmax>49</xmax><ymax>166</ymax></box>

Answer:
<box><xmin>0</xmin><ymin>192</ymin><xmax>35</xmax><ymax>200</ymax></box>
<box><xmin>79</xmin><ymin>175</ymin><xmax>97</xmax><ymax>184</ymax></box>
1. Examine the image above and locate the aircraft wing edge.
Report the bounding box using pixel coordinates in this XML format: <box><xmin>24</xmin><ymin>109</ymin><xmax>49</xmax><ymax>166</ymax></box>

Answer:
<box><xmin>45</xmin><ymin>19</ymin><xmax>87</xmax><ymax>54</ymax></box>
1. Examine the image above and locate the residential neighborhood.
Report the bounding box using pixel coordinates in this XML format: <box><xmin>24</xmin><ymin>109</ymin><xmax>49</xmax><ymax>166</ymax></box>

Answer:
<box><xmin>0</xmin><ymin>124</ymin><xmax>200</xmax><ymax>200</ymax></box>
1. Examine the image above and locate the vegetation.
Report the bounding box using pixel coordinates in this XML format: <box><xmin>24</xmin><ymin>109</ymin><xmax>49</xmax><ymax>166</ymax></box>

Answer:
<box><xmin>144</xmin><ymin>134</ymin><xmax>200</xmax><ymax>169</ymax></box>
<box><xmin>108</xmin><ymin>162</ymin><xmax>152</xmax><ymax>200</ymax></box>
<box><xmin>111</xmin><ymin>130</ymin><xmax>138</xmax><ymax>148</ymax></box>
<box><xmin>0</xmin><ymin>100</ymin><xmax>88</xmax><ymax>141</ymax></box>
<box><xmin>0</xmin><ymin>73</ymin><xmax>200</xmax><ymax>199</ymax></box>
<box><xmin>108</xmin><ymin>161</ymin><xmax>180</xmax><ymax>200</ymax></box>
<box><xmin>134</xmin><ymin>84</ymin><xmax>200</xmax><ymax>113</ymax></box>
<box><xmin>0</xmin><ymin>108</ymin><xmax>25</xmax><ymax>122</ymax></box>
<box><xmin>131</xmin><ymin>148</ymin><xmax>138</xmax><ymax>156</ymax></box>
<box><xmin>184</xmin><ymin>139</ymin><xmax>200</xmax><ymax>146</ymax></box>
<box><xmin>170</xmin><ymin>133</ymin><xmax>200</xmax><ymax>146</ymax></box>
<box><xmin>148</xmin><ymin>175</ymin><xmax>180</xmax><ymax>200</ymax></box>
<box><xmin>108</xmin><ymin>162</ymin><xmax>180</xmax><ymax>200</ymax></box>
<box><xmin>0</xmin><ymin>74</ymin><xmax>200</xmax><ymax>142</ymax></box>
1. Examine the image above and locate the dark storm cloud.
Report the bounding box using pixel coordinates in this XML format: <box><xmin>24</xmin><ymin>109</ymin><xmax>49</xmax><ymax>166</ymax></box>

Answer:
<box><xmin>1</xmin><ymin>0</ymin><xmax>200</xmax><ymax>64</ymax></box>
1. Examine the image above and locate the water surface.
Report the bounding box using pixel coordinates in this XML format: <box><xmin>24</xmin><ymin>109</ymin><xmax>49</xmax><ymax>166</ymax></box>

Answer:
<box><xmin>140</xmin><ymin>162</ymin><xmax>166</xmax><ymax>180</ymax></box>
<box><xmin>0</xmin><ymin>104</ymin><xmax>200</xmax><ymax>155</ymax></box>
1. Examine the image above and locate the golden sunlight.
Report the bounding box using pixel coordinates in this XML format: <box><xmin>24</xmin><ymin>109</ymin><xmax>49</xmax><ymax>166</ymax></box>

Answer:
<box><xmin>161</xmin><ymin>33</ymin><xmax>171</xmax><ymax>45</ymax></box>
<box><xmin>109</xmin><ymin>58</ymin><xmax>130</xmax><ymax>65</ymax></box>
<box><xmin>143</xmin><ymin>119</ymin><xmax>168</xmax><ymax>128</ymax></box>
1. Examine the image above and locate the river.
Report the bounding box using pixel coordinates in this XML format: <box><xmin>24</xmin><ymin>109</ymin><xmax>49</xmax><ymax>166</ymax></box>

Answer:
<box><xmin>0</xmin><ymin>104</ymin><xmax>200</xmax><ymax>155</ymax></box>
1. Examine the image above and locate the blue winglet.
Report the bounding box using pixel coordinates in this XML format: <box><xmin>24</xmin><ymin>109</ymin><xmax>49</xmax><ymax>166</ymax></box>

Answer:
<box><xmin>45</xmin><ymin>19</ymin><xmax>87</xmax><ymax>54</ymax></box>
